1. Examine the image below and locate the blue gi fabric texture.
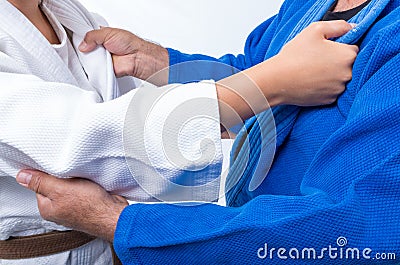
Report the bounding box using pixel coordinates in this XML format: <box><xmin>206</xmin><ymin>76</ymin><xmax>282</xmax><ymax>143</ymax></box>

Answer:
<box><xmin>226</xmin><ymin>0</ymin><xmax>392</xmax><ymax>207</ymax></box>
<box><xmin>114</xmin><ymin>0</ymin><xmax>400</xmax><ymax>263</ymax></box>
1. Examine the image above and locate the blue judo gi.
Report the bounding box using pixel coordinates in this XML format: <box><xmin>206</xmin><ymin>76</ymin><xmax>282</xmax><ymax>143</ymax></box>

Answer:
<box><xmin>114</xmin><ymin>0</ymin><xmax>400</xmax><ymax>263</ymax></box>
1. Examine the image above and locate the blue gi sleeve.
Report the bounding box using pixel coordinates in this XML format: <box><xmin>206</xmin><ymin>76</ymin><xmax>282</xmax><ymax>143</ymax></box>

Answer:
<box><xmin>114</xmin><ymin>146</ymin><xmax>400</xmax><ymax>264</ymax></box>
<box><xmin>167</xmin><ymin>15</ymin><xmax>278</xmax><ymax>83</ymax></box>
<box><xmin>113</xmin><ymin>46</ymin><xmax>400</xmax><ymax>264</ymax></box>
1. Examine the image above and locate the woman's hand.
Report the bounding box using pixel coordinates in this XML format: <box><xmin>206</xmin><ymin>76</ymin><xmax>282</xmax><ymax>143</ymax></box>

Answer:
<box><xmin>216</xmin><ymin>20</ymin><xmax>358</xmax><ymax>128</ymax></box>
<box><xmin>271</xmin><ymin>20</ymin><xmax>359</xmax><ymax>106</ymax></box>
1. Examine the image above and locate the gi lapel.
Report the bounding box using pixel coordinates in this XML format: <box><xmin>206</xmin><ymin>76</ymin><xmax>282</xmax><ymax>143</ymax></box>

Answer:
<box><xmin>226</xmin><ymin>0</ymin><xmax>391</xmax><ymax>207</ymax></box>
<box><xmin>44</xmin><ymin>0</ymin><xmax>120</xmax><ymax>101</ymax></box>
<box><xmin>0</xmin><ymin>0</ymin><xmax>78</xmax><ymax>85</ymax></box>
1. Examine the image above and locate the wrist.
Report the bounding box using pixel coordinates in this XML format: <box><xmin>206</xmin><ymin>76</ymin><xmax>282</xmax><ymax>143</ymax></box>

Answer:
<box><xmin>217</xmin><ymin>65</ymin><xmax>279</xmax><ymax>128</ymax></box>
<box><xmin>87</xmin><ymin>198</ymin><xmax>128</xmax><ymax>242</ymax></box>
<box><xmin>106</xmin><ymin>199</ymin><xmax>128</xmax><ymax>242</ymax></box>
<box><xmin>243</xmin><ymin>57</ymin><xmax>285</xmax><ymax>107</ymax></box>
<box><xmin>134</xmin><ymin>41</ymin><xmax>169</xmax><ymax>85</ymax></box>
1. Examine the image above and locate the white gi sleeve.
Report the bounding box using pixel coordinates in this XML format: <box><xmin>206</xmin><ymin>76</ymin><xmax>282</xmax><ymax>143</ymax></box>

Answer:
<box><xmin>0</xmin><ymin>74</ymin><xmax>222</xmax><ymax>202</ymax></box>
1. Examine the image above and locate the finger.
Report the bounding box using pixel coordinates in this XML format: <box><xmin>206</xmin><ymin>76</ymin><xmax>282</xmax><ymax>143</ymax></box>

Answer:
<box><xmin>314</xmin><ymin>20</ymin><xmax>356</xmax><ymax>40</ymax></box>
<box><xmin>36</xmin><ymin>193</ymin><xmax>58</xmax><ymax>222</ymax></box>
<box><xmin>112</xmin><ymin>195</ymin><xmax>129</xmax><ymax>205</ymax></box>
<box><xmin>79</xmin><ymin>27</ymin><xmax>111</xmax><ymax>52</ymax></box>
<box><xmin>342</xmin><ymin>44</ymin><xmax>359</xmax><ymax>67</ymax></box>
<box><xmin>36</xmin><ymin>194</ymin><xmax>52</xmax><ymax>212</ymax></box>
<box><xmin>112</xmin><ymin>55</ymin><xmax>131</xmax><ymax>77</ymax></box>
<box><xmin>111</xmin><ymin>55</ymin><xmax>124</xmax><ymax>77</ymax></box>
<box><xmin>16</xmin><ymin>170</ymin><xmax>59</xmax><ymax>197</ymax></box>
<box><xmin>336</xmin><ymin>42</ymin><xmax>359</xmax><ymax>52</ymax></box>
<box><xmin>350</xmin><ymin>44</ymin><xmax>359</xmax><ymax>53</ymax></box>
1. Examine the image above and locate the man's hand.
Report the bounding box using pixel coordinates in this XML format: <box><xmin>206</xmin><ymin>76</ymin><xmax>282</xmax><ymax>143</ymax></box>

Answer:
<box><xmin>16</xmin><ymin>170</ymin><xmax>128</xmax><ymax>242</ymax></box>
<box><xmin>79</xmin><ymin>27</ymin><xmax>169</xmax><ymax>85</ymax></box>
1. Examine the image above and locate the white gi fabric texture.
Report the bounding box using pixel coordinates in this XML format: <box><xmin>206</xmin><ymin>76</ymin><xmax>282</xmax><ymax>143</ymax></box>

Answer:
<box><xmin>0</xmin><ymin>0</ymin><xmax>222</xmax><ymax>262</ymax></box>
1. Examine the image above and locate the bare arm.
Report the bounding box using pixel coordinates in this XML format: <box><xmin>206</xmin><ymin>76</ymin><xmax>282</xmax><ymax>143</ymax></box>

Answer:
<box><xmin>216</xmin><ymin>21</ymin><xmax>358</xmax><ymax>129</ymax></box>
<box><xmin>81</xmin><ymin>21</ymin><xmax>357</xmax><ymax>129</ymax></box>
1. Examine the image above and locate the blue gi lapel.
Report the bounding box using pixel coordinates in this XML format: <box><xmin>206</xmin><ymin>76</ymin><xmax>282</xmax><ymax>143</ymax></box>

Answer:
<box><xmin>226</xmin><ymin>0</ymin><xmax>391</xmax><ymax>207</ymax></box>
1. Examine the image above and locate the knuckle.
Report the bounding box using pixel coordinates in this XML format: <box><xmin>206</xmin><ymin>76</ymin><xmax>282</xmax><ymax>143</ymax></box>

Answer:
<box><xmin>41</xmin><ymin>210</ymin><xmax>55</xmax><ymax>223</ymax></box>
<box><xmin>39</xmin><ymin>207</ymin><xmax>49</xmax><ymax>219</ymax></box>
<box><xmin>343</xmin><ymin>71</ymin><xmax>353</xmax><ymax>82</ymax></box>
<box><xmin>354</xmin><ymin>51</ymin><xmax>359</xmax><ymax>58</ymax></box>
<box><xmin>37</xmin><ymin>201</ymin><xmax>51</xmax><ymax>219</ymax></box>
<box><xmin>83</xmin><ymin>33</ymin><xmax>90</xmax><ymax>42</ymax></box>
<box><xmin>310</xmin><ymin>22</ymin><xmax>322</xmax><ymax>31</ymax></box>
<box><xmin>343</xmin><ymin>54</ymin><xmax>356</xmax><ymax>65</ymax></box>
<box><xmin>348</xmin><ymin>72</ymin><xmax>353</xmax><ymax>80</ymax></box>
<box><xmin>326</xmin><ymin>96</ymin><xmax>337</xmax><ymax>105</ymax></box>
<box><xmin>39</xmin><ymin>210</ymin><xmax>49</xmax><ymax>220</ymax></box>
<box><xmin>29</xmin><ymin>174</ymin><xmax>43</xmax><ymax>193</ymax></box>
<box><xmin>349</xmin><ymin>53</ymin><xmax>357</xmax><ymax>62</ymax></box>
<box><xmin>337</xmin><ymin>20</ymin><xmax>348</xmax><ymax>27</ymax></box>
<box><xmin>316</xmin><ymin>22</ymin><xmax>326</xmax><ymax>31</ymax></box>
<box><xmin>348</xmin><ymin>49</ymin><xmax>358</xmax><ymax>59</ymax></box>
<box><xmin>83</xmin><ymin>30</ymin><xmax>96</xmax><ymax>41</ymax></box>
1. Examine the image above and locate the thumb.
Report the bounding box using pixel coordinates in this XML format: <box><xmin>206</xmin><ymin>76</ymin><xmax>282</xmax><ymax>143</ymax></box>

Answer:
<box><xmin>79</xmin><ymin>27</ymin><xmax>111</xmax><ymax>52</ymax></box>
<box><xmin>317</xmin><ymin>20</ymin><xmax>356</xmax><ymax>40</ymax></box>
<box><xmin>16</xmin><ymin>170</ymin><xmax>58</xmax><ymax>197</ymax></box>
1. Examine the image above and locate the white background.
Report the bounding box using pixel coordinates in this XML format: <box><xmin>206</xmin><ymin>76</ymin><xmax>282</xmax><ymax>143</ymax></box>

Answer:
<box><xmin>79</xmin><ymin>0</ymin><xmax>283</xmax><ymax>57</ymax></box>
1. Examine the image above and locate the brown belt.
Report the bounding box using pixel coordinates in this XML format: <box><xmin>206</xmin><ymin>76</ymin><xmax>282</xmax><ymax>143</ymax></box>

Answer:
<box><xmin>0</xmin><ymin>230</ymin><xmax>122</xmax><ymax>264</ymax></box>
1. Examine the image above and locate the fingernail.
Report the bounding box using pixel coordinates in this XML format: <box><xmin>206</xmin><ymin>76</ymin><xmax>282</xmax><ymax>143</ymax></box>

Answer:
<box><xmin>79</xmin><ymin>41</ymin><xmax>87</xmax><ymax>51</ymax></box>
<box><xmin>16</xmin><ymin>171</ymin><xmax>32</xmax><ymax>186</ymax></box>
<box><xmin>349</xmin><ymin>23</ymin><xmax>357</xmax><ymax>28</ymax></box>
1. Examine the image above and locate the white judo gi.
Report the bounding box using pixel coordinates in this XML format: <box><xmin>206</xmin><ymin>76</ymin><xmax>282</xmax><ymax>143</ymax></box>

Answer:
<box><xmin>0</xmin><ymin>0</ymin><xmax>222</xmax><ymax>263</ymax></box>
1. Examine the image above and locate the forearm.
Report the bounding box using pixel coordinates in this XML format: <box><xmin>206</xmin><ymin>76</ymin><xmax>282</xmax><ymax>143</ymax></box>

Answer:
<box><xmin>216</xmin><ymin>20</ymin><xmax>359</xmax><ymax>129</ymax></box>
<box><xmin>216</xmin><ymin>57</ymin><xmax>282</xmax><ymax>129</ymax></box>
<box><xmin>76</xmin><ymin>194</ymin><xmax>127</xmax><ymax>242</ymax></box>
<box><xmin>117</xmin><ymin>43</ymin><xmax>281</xmax><ymax>131</ymax></box>
<box><xmin>132</xmin><ymin>41</ymin><xmax>169</xmax><ymax>86</ymax></box>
